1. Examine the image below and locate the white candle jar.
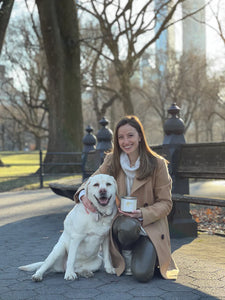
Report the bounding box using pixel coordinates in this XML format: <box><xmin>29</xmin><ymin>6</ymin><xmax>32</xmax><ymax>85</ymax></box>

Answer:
<box><xmin>120</xmin><ymin>196</ymin><xmax>137</xmax><ymax>212</ymax></box>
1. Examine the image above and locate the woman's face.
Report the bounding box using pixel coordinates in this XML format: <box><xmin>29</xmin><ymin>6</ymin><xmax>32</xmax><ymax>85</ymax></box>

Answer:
<box><xmin>117</xmin><ymin>124</ymin><xmax>140</xmax><ymax>158</ymax></box>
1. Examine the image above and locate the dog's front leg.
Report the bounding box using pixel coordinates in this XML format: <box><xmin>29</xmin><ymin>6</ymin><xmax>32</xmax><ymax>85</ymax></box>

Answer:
<box><xmin>64</xmin><ymin>235</ymin><xmax>83</xmax><ymax>280</ymax></box>
<box><xmin>32</xmin><ymin>237</ymin><xmax>66</xmax><ymax>282</ymax></box>
<box><xmin>102</xmin><ymin>235</ymin><xmax>116</xmax><ymax>274</ymax></box>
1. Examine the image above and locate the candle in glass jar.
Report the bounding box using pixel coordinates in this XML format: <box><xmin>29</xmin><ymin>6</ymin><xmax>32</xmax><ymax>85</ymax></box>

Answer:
<box><xmin>120</xmin><ymin>196</ymin><xmax>137</xmax><ymax>212</ymax></box>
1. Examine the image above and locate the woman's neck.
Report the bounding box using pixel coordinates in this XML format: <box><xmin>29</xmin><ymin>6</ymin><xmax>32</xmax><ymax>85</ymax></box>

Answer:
<box><xmin>127</xmin><ymin>153</ymin><xmax>139</xmax><ymax>167</ymax></box>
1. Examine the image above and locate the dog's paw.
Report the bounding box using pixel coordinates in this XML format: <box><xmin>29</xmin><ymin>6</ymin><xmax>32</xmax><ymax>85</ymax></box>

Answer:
<box><xmin>64</xmin><ymin>271</ymin><xmax>78</xmax><ymax>281</ymax></box>
<box><xmin>105</xmin><ymin>266</ymin><xmax>116</xmax><ymax>274</ymax></box>
<box><xmin>32</xmin><ymin>273</ymin><xmax>43</xmax><ymax>282</ymax></box>
<box><xmin>78</xmin><ymin>270</ymin><xmax>94</xmax><ymax>278</ymax></box>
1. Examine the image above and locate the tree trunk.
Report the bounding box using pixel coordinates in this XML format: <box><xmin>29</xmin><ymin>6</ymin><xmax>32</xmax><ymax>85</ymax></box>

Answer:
<box><xmin>0</xmin><ymin>0</ymin><xmax>14</xmax><ymax>54</ymax></box>
<box><xmin>116</xmin><ymin>65</ymin><xmax>134</xmax><ymax>115</ymax></box>
<box><xmin>119</xmin><ymin>80</ymin><xmax>134</xmax><ymax>115</ymax></box>
<box><xmin>36</xmin><ymin>0</ymin><xmax>83</xmax><ymax>172</ymax></box>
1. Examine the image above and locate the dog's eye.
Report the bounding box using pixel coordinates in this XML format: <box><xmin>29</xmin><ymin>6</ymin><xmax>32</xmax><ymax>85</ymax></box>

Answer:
<box><xmin>93</xmin><ymin>183</ymin><xmax>99</xmax><ymax>187</ymax></box>
<box><xmin>106</xmin><ymin>183</ymin><xmax>112</xmax><ymax>186</ymax></box>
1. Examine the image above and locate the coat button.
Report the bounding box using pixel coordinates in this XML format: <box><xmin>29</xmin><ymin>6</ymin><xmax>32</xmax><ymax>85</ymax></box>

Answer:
<box><xmin>161</xmin><ymin>234</ymin><xmax>164</xmax><ymax>240</ymax></box>
<box><xmin>143</xmin><ymin>203</ymin><xmax>148</xmax><ymax>207</ymax></box>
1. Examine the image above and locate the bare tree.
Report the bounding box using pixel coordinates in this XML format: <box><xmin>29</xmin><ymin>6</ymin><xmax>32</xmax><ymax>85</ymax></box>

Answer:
<box><xmin>0</xmin><ymin>109</ymin><xmax>28</xmax><ymax>150</ymax></box>
<box><xmin>1</xmin><ymin>0</ymin><xmax>84</xmax><ymax>159</ymax></box>
<box><xmin>188</xmin><ymin>0</ymin><xmax>225</xmax><ymax>129</ymax></box>
<box><xmin>0</xmin><ymin>14</ymin><xmax>48</xmax><ymax>150</ymax></box>
<box><xmin>78</xmin><ymin>0</ymin><xmax>206</xmax><ymax>115</ymax></box>
<box><xmin>203</xmin><ymin>0</ymin><xmax>225</xmax><ymax>123</ymax></box>
<box><xmin>80</xmin><ymin>22</ymin><xmax>120</xmax><ymax>125</ymax></box>
<box><xmin>203</xmin><ymin>0</ymin><xmax>225</xmax><ymax>46</ymax></box>
<box><xmin>136</xmin><ymin>50</ymin><xmax>221</xmax><ymax>142</ymax></box>
<box><xmin>35</xmin><ymin>0</ymin><xmax>83</xmax><ymax>171</ymax></box>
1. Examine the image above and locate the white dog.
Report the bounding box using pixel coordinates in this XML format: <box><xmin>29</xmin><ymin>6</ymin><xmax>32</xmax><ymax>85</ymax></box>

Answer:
<box><xmin>19</xmin><ymin>174</ymin><xmax>117</xmax><ymax>281</ymax></box>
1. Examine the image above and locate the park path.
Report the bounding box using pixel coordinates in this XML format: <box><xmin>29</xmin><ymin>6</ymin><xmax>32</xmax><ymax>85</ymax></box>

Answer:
<box><xmin>0</xmin><ymin>183</ymin><xmax>224</xmax><ymax>299</ymax></box>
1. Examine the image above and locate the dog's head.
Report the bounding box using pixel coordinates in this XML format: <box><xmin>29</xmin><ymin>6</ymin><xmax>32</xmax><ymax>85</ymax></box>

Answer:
<box><xmin>85</xmin><ymin>174</ymin><xmax>117</xmax><ymax>216</ymax></box>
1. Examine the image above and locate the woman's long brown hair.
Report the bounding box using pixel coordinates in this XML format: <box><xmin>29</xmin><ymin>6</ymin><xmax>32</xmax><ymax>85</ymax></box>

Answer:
<box><xmin>110</xmin><ymin>115</ymin><xmax>162</xmax><ymax>180</ymax></box>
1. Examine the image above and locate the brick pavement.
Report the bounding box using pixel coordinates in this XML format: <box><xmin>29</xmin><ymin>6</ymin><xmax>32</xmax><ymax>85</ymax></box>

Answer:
<box><xmin>0</xmin><ymin>189</ymin><xmax>224</xmax><ymax>300</ymax></box>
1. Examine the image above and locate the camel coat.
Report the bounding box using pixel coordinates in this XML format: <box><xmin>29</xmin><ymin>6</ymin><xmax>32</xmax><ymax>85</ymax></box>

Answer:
<box><xmin>75</xmin><ymin>153</ymin><xmax>179</xmax><ymax>280</ymax></box>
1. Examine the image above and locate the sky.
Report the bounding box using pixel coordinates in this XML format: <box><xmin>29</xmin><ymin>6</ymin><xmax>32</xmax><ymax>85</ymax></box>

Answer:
<box><xmin>6</xmin><ymin>0</ymin><xmax>225</xmax><ymax>72</ymax></box>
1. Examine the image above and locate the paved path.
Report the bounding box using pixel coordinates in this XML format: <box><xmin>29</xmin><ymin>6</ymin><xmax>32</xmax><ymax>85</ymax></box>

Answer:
<box><xmin>0</xmin><ymin>189</ymin><xmax>225</xmax><ymax>300</ymax></box>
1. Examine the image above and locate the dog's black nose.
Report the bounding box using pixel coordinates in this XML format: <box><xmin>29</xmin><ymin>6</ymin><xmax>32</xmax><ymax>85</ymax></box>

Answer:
<box><xmin>99</xmin><ymin>188</ymin><xmax>107</xmax><ymax>197</ymax></box>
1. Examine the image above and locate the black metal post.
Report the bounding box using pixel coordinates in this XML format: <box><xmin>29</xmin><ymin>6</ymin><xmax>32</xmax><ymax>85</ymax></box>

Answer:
<box><xmin>39</xmin><ymin>149</ymin><xmax>43</xmax><ymax>189</ymax></box>
<box><xmin>163</xmin><ymin>103</ymin><xmax>197</xmax><ymax>238</ymax></box>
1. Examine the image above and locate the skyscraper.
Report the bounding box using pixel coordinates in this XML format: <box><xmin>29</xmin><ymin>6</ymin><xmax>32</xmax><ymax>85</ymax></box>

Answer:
<box><xmin>182</xmin><ymin>0</ymin><xmax>206</xmax><ymax>58</ymax></box>
<box><xmin>154</xmin><ymin>0</ymin><xmax>206</xmax><ymax>59</ymax></box>
<box><xmin>154</xmin><ymin>0</ymin><xmax>176</xmax><ymax>72</ymax></box>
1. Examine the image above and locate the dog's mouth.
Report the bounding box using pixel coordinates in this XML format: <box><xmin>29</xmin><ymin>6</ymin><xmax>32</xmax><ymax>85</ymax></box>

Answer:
<box><xmin>94</xmin><ymin>195</ymin><xmax>112</xmax><ymax>206</ymax></box>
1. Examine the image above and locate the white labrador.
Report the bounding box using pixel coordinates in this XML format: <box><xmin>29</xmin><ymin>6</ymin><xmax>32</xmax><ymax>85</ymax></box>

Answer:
<box><xmin>19</xmin><ymin>174</ymin><xmax>117</xmax><ymax>281</ymax></box>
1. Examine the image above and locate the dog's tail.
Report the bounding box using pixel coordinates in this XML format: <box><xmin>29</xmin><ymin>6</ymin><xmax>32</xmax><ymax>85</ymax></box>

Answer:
<box><xmin>18</xmin><ymin>262</ymin><xmax>43</xmax><ymax>272</ymax></box>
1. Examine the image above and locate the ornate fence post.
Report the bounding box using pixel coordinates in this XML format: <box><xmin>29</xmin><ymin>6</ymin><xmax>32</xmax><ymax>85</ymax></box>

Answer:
<box><xmin>81</xmin><ymin>118</ymin><xmax>113</xmax><ymax>182</ymax></box>
<box><xmin>96</xmin><ymin>117</ymin><xmax>113</xmax><ymax>162</ymax></box>
<box><xmin>163</xmin><ymin>103</ymin><xmax>197</xmax><ymax>238</ymax></box>
<box><xmin>82</xmin><ymin>125</ymin><xmax>96</xmax><ymax>153</ymax></box>
<box><xmin>82</xmin><ymin>125</ymin><xmax>97</xmax><ymax>181</ymax></box>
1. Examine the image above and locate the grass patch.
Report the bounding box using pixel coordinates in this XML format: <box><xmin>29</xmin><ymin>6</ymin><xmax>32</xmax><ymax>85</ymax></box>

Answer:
<box><xmin>0</xmin><ymin>151</ymin><xmax>42</xmax><ymax>177</ymax></box>
<box><xmin>0</xmin><ymin>174</ymin><xmax>82</xmax><ymax>192</ymax></box>
<box><xmin>0</xmin><ymin>151</ymin><xmax>82</xmax><ymax>192</ymax></box>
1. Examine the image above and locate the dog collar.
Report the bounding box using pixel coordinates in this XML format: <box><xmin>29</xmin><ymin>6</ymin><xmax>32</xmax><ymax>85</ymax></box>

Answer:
<box><xmin>95</xmin><ymin>210</ymin><xmax>114</xmax><ymax>222</ymax></box>
<box><xmin>82</xmin><ymin>201</ymin><xmax>114</xmax><ymax>221</ymax></box>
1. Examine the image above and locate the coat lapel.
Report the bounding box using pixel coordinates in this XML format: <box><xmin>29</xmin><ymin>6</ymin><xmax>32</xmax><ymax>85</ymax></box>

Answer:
<box><xmin>130</xmin><ymin>177</ymin><xmax>149</xmax><ymax>195</ymax></box>
<box><xmin>117</xmin><ymin>169</ymin><xmax>149</xmax><ymax>196</ymax></box>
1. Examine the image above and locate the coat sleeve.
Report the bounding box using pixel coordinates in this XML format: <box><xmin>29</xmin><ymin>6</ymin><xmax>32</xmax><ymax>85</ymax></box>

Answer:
<box><xmin>74</xmin><ymin>153</ymin><xmax>112</xmax><ymax>203</ymax></box>
<box><xmin>140</xmin><ymin>158</ymin><xmax>173</xmax><ymax>227</ymax></box>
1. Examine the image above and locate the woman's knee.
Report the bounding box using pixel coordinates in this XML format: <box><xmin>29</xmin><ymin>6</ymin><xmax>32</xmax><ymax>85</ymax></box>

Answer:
<box><xmin>131</xmin><ymin>236</ymin><xmax>157</xmax><ymax>283</ymax></box>
<box><xmin>112</xmin><ymin>216</ymin><xmax>141</xmax><ymax>248</ymax></box>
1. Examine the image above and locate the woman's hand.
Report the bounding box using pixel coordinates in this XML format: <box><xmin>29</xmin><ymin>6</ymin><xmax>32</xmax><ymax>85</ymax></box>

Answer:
<box><xmin>118</xmin><ymin>208</ymin><xmax>142</xmax><ymax>219</ymax></box>
<box><xmin>80</xmin><ymin>195</ymin><xmax>96</xmax><ymax>213</ymax></box>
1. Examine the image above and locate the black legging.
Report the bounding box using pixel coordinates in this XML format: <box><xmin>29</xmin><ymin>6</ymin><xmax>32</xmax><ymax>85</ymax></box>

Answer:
<box><xmin>112</xmin><ymin>215</ymin><xmax>157</xmax><ymax>282</ymax></box>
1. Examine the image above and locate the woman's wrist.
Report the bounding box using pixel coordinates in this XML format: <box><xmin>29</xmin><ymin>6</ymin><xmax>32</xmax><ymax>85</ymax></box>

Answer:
<box><xmin>118</xmin><ymin>208</ymin><xmax>143</xmax><ymax>220</ymax></box>
<box><xmin>81</xmin><ymin>195</ymin><xmax>96</xmax><ymax>213</ymax></box>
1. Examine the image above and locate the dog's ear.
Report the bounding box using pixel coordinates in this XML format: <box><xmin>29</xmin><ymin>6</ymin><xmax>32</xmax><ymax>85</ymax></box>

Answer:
<box><xmin>85</xmin><ymin>178</ymin><xmax>91</xmax><ymax>198</ymax></box>
<box><xmin>112</xmin><ymin>176</ymin><xmax>118</xmax><ymax>193</ymax></box>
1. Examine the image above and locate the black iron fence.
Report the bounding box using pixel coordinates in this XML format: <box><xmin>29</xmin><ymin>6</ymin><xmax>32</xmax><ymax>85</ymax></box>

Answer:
<box><xmin>1</xmin><ymin>107</ymin><xmax>225</xmax><ymax>238</ymax></box>
<box><xmin>0</xmin><ymin>117</ymin><xmax>113</xmax><ymax>190</ymax></box>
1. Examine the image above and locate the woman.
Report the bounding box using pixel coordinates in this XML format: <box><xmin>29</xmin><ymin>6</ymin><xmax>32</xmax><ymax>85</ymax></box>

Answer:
<box><xmin>75</xmin><ymin>115</ymin><xmax>179</xmax><ymax>282</ymax></box>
